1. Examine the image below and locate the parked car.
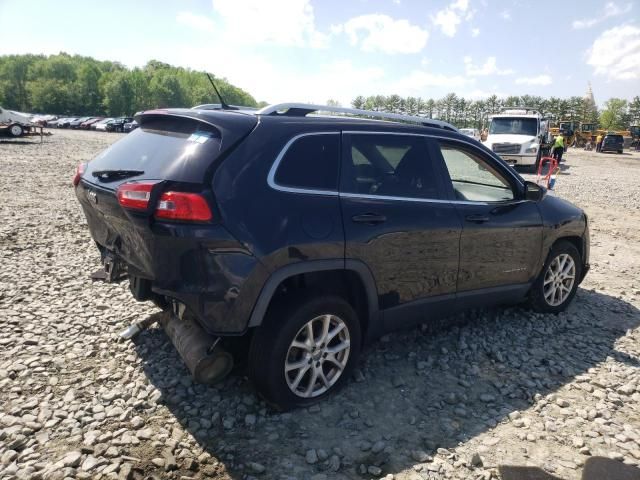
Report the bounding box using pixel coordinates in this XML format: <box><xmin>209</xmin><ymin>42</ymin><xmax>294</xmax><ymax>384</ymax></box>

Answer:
<box><xmin>123</xmin><ymin>119</ymin><xmax>138</xmax><ymax>133</ymax></box>
<box><xmin>81</xmin><ymin>117</ymin><xmax>103</xmax><ymax>129</ymax></box>
<box><xmin>459</xmin><ymin>128</ymin><xmax>480</xmax><ymax>140</ymax></box>
<box><xmin>31</xmin><ymin>114</ymin><xmax>57</xmax><ymax>126</ymax></box>
<box><xmin>106</xmin><ymin>117</ymin><xmax>134</xmax><ymax>133</ymax></box>
<box><xmin>93</xmin><ymin>118</ymin><xmax>114</xmax><ymax>131</ymax></box>
<box><xmin>57</xmin><ymin>117</ymin><xmax>78</xmax><ymax>128</ymax></box>
<box><xmin>74</xmin><ymin>103</ymin><xmax>590</xmax><ymax>409</ymax></box>
<box><xmin>600</xmin><ymin>134</ymin><xmax>624</xmax><ymax>154</ymax></box>
<box><xmin>0</xmin><ymin>106</ymin><xmax>33</xmax><ymax>137</ymax></box>
<box><xmin>69</xmin><ymin>117</ymin><xmax>92</xmax><ymax>129</ymax></box>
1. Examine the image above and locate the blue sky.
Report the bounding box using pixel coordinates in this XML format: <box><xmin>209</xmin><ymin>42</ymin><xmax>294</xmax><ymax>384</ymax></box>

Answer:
<box><xmin>1</xmin><ymin>0</ymin><xmax>638</xmax><ymax>106</ymax></box>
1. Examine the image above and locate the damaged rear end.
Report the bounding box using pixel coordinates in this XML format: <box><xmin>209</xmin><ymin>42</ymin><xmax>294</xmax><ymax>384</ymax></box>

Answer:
<box><xmin>74</xmin><ymin>109</ymin><xmax>259</xmax><ymax>383</ymax></box>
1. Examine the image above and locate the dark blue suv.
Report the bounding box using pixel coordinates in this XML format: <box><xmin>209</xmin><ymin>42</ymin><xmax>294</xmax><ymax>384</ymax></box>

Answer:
<box><xmin>74</xmin><ymin>103</ymin><xmax>590</xmax><ymax>409</ymax></box>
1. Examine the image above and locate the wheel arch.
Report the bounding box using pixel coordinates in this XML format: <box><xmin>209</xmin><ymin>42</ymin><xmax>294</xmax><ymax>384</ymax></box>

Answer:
<box><xmin>247</xmin><ymin>260</ymin><xmax>380</xmax><ymax>342</ymax></box>
<box><xmin>552</xmin><ymin>235</ymin><xmax>584</xmax><ymax>262</ymax></box>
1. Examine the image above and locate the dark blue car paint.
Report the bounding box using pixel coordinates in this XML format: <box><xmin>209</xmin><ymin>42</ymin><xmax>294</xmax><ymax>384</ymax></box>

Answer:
<box><xmin>76</xmin><ymin>109</ymin><xmax>590</xmax><ymax>339</ymax></box>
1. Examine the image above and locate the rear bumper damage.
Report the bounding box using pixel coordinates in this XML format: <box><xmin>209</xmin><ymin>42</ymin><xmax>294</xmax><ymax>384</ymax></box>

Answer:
<box><xmin>78</xmin><ymin>182</ymin><xmax>267</xmax><ymax>336</ymax></box>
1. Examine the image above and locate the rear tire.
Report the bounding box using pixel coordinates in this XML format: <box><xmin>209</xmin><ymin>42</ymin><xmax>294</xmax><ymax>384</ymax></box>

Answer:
<box><xmin>528</xmin><ymin>241</ymin><xmax>582</xmax><ymax>314</ymax></box>
<box><xmin>248</xmin><ymin>294</ymin><xmax>361</xmax><ymax>410</ymax></box>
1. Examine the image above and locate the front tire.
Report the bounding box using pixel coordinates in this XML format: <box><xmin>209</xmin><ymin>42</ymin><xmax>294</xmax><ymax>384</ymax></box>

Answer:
<box><xmin>248</xmin><ymin>294</ymin><xmax>361</xmax><ymax>410</ymax></box>
<box><xmin>528</xmin><ymin>241</ymin><xmax>582</xmax><ymax>313</ymax></box>
<box><xmin>9</xmin><ymin>124</ymin><xmax>23</xmax><ymax>137</ymax></box>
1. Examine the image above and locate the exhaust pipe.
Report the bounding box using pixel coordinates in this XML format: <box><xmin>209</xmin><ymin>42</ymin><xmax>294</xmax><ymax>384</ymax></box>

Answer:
<box><xmin>159</xmin><ymin>312</ymin><xmax>234</xmax><ymax>384</ymax></box>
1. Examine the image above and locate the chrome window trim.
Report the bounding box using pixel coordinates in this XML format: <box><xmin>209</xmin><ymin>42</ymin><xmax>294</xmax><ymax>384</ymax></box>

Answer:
<box><xmin>267</xmin><ymin>130</ymin><xmax>525</xmax><ymax>203</ymax></box>
<box><xmin>267</xmin><ymin>131</ymin><xmax>340</xmax><ymax>196</ymax></box>
<box><xmin>339</xmin><ymin>192</ymin><xmax>525</xmax><ymax>207</ymax></box>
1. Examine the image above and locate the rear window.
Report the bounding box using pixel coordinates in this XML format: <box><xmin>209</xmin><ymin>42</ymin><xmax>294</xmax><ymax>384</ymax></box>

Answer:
<box><xmin>605</xmin><ymin>135</ymin><xmax>623</xmax><ymax>140</ymax></box>
<box><xmin>274</xmin><ymin>133</ymin><xmax>340</xmax><ymax>191</ymax></box>
<box><xmin>85</xmin><ymin>117</ymin><xmax>222</xmax><ymax>185</ymax></box>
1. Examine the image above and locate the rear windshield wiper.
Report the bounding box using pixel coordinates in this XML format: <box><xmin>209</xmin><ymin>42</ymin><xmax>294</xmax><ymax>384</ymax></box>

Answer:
<box><xmin>92</xmin><ymin>169</ymin><xmax>144</xmax><ymax>182</ymax></box>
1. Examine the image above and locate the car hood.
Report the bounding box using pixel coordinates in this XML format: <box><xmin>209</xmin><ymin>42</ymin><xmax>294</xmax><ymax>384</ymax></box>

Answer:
<box><xmin>3</xmin><ymin>110</ymin><xmax>32</xmax><ymax>124</ymax></box>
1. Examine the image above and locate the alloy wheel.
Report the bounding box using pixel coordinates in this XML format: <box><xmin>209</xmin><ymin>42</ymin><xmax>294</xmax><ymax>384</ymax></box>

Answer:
<box><xmin>284</xmin><ymin>314</ymin><xmax>351</xmax><ymax>398</ymax></box>
<box><xmin>543</xmin><ymin>253</ymin><xmax>576</xmax><ymax>306</ymax></box>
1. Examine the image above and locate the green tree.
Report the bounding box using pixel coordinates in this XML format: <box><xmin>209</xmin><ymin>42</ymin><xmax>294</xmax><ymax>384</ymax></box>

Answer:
<box><xmin>0</xmin><ymin>53</ymin><xmax>256</xmax><ymax>115</ymax></box>
<box><xmin>352</xmin><ymin>96</ymin><xmax>365</xmax><ymax>109</ymax></box>
<box><xmin>600</xmin><ymin>98</ymin><xmax>628</xmax><ymax>130</ymax></box>
<box><xmin>149</xmin><ymin>73</ymin><xmax>186</xmax><ymax>108</ymax></box>
<box><xmin>627</xmin><ymin>96</ymin><xmax>640</xmax><ymax>124</ymax></box>
<box><xmin>75</xmin><ymin>63</ymin><xmax>102</xmax><ymax>114</ymax></box>
<box><xmin>103</xmin><ymin>71</ymin><xmax>134</xmax><ymax>115</ymax></box>
<box><xmin>0</xmin><ymin>55</ymin><xmax>35</xmax><ymax>110</ymax></box>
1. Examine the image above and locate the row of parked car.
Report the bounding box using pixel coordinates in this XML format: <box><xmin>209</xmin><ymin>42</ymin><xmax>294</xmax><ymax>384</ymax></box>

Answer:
<box><xmin>42</xmin><ymin>116</ymin><xmax>138</xmax><ymax>133</ymax></box>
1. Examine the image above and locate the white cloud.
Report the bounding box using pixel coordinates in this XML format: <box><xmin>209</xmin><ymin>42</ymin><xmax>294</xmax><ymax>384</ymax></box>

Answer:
<box><xmin>431</xmin><ymin>0</ymin><xmax>471</xmax><ymax>37</ymax></box>
<box><xmin>174</xmin><ymin>43</ymin><xmax>387</xmax><ymax>105</ymax></box>
<box><xmin>572</xmin><ymin>2</ymin><xmax>632</xmax><ymax>29</ymax></box>
<box><xmin>392</xmin><ymin>70</ymin><xmax>471</xmax><ymax>92</ymax></box>
<box><xmin>500</xmin><ymin>10</ymin><xmax>511</xmax><ymax>20</ymax></box>
<box><xmin>515</xmin><ymin>75</ymin><xmax>553</xmax><ymax>86</ymax></box>
<box><xmin>209</xmin><ymin>0</ymin><xmax>329</xmax><ymax>48</ymax></box>
<box><xmin>572</xmin><ymin>18</ymin><xmax>598</xmax><ymax>29</ymax></box>
<box><xmin>176</xmin><ymin>12</ymin><xmax>215</xmax><ymax>32</ymax></box>
<box><xmin>331</xmin><ymin>14</ymin><xmax>429</xmax><ymax>54</ymax></box>
<box><xmin>464</xmin><ymin>56</ymin><xmax>514</xmax><ymax>76</ymax></box>
<box><xmin>338</xmin><ymin>14</ymin><xmax>429</xmax><ymax>54</ymax></box>
<box><xmin>471</xmin><ymin>28</ymin><xmax>480</xmax><ymax>37</ymax></box>
<box><xmin>586</xmin><ymin>24</ymin><xmax>640</xmax><ymax>80</ymax></box>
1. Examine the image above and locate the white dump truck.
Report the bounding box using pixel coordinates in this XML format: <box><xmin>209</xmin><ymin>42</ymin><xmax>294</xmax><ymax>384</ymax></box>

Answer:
<box><xmin>0</xmin><ymin>106</ymin><xmax>33</xmax><ymax>137</ymax></box>
<box><xmin>483</xmin><ymin>107</ymin><xmax>549</xmax><ymax>170</ymax></box>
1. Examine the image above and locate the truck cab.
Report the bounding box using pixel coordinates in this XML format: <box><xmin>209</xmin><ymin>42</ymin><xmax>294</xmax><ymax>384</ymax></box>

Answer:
<box><xmin>483</xmin><ymin>108</ymin><xmax>547</xmax><ymax>169</ymax></box>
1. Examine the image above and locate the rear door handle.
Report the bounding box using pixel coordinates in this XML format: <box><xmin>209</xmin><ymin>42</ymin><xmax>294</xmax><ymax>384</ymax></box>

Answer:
<box><xmin>465</xmin><ymin>214</ymin><xmax>490</xmax><ymax>223</ymax></box>
<box><xmin>352</xmin><ymin>213</ymin><xmax>387</xmax><ymax>225</ymax></box>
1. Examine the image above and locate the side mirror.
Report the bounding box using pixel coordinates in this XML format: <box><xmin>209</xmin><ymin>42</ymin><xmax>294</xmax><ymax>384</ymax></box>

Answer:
<box><xmin>525</xmin><ymin>181</ymin><xmax>545</xmax><ymax>201</ymax></box>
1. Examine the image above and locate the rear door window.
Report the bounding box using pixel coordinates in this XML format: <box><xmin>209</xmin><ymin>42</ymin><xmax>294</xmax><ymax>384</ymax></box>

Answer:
<box><xmin>341</xmin><ymin>133</ymin><xmax>443</xmax><ymax>200</ymax></box>
<box><xmin>273</xmin><ymin>133</ymin><xmax>340</xmax><ymax>191</ymax></box>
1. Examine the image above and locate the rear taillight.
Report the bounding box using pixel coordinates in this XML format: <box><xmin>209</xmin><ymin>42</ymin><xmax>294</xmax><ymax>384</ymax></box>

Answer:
<box><xmin>116</xmin><ymin>181</ymin><xmax>158</xmax><ymax>210</ymax></box>
<box><xmin>116</xmin><ymin>182</ymin><xmax>212</xmax><ymax>222</ymax></box>
<box><xmin>73</xmin><ymin>162</ymin><xmax>87</xmax><ymax>186</ymax></box>
<box><xmin>155</xmin><ymin>192</ymin><xmax>212</xmax><ymax>222</ymax></box>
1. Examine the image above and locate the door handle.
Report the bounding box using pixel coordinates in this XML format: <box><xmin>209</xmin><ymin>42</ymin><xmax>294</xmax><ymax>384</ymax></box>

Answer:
<box><xmin>352</xmin><ymin>213</ymin><xmax>387</xmax><ymax>225</ymax></box>
<box><xmin>465</xmin><ymin>214</ymin><xmax>490</xmax><ymax>223</ymax></box>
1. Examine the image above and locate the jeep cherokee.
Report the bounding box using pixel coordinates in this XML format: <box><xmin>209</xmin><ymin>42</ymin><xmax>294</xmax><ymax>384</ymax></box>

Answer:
<box><xmin>74</xmin><ymin>103</ymin><xmax>590</xmax><ymax>410</ymax></box>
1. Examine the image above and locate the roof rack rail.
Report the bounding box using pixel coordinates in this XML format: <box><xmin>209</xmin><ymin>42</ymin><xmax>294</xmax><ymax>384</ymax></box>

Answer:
<box><xmin>256</xmin><ymin>103</ymin><xmax>458</xmax><ymax>132</ymax></box>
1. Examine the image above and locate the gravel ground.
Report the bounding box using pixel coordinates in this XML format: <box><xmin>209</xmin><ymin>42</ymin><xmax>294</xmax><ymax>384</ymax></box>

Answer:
<box><xmin>1</xmin><ymin>129</ymin><xmax>639</xmax><ymax>480</ymax></box>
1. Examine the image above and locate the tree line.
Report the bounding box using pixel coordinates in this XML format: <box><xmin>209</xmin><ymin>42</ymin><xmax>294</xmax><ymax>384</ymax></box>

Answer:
<box><xmin>2</xmin><ymin>53</ymin><xmax>638</xmax><ymax>131</ymax></box>
<box><xmin>350</xmin><ymin>94</ymin><xmax>640</xmax><ymax>131</ymax></box>
<box><xmin>0</xmin><ymin>53</ymin><xmax>258</xmax><ymax>116</ymax></box>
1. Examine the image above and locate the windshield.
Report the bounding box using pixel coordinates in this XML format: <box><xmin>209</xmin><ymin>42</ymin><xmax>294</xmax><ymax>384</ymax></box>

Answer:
<box><xmin>489</xmin><ymin>117</ymin><xmax>538</xmax><ymax>136</ymax></box>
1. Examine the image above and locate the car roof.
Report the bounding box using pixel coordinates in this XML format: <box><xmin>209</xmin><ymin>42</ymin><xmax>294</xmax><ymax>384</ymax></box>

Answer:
<box><xmin>140</xmin><ymin>107</ymin><xmax>461</xmax><ymax>138</ymax></box>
